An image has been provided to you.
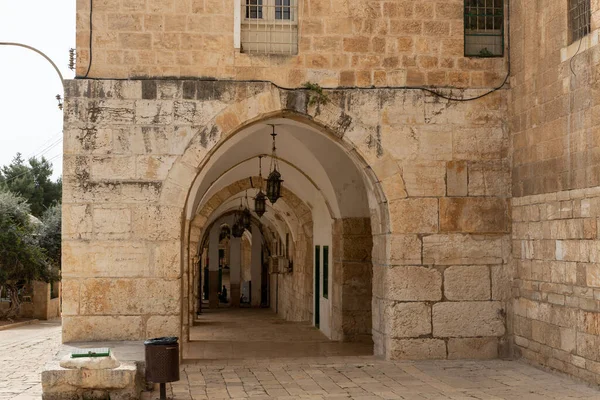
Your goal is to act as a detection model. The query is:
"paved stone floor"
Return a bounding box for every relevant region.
[5,318,600,399]
[185,309,372,360]
[0,319,61,400]
[146,357,600,400]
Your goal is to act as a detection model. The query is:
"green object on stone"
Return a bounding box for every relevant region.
[70,348,111,358]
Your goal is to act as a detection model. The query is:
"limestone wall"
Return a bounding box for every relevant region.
[509,0,600,384]
[75,0,505,87]
[62,79,509,359]
[513,188,600,383]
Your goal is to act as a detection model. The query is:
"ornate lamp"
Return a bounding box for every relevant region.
[254,156,267,218]
[266,125,283,204]
[232,198,246,238]
[231,220,245,238]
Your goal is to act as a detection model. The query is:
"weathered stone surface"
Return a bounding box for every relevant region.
[448,338,498,359]
[389,234,421,264]
[440,198,509,233]
[383,302,431,337]
[146,315,180,337]
[433,302,505,337]
[389,339,446,360]
[384,266,442,301]
[423,234,505,265]
[79,278,180,315]
[444,265,490,301]
[446,161,467,196]
[92,206,131,240]
[389,198,438,233]
[402,162,446,197]
[59,353,120,370]
[62,316,143,342]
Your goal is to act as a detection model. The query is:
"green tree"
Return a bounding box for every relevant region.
[0,192,57,319]
[0,153,62,217]
[38,204,61,268]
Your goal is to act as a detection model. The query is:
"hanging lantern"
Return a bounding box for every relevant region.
[231,220,245,238]
[267,125,284,204]
[254,156,267,217]
[266,169,283,204]
[241,208,252,230]
[219,225,231,241]
[254,190,266,217]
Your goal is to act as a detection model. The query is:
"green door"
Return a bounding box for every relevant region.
[315,245,320,328]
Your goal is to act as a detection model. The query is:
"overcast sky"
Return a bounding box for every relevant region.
[0,1,75,180]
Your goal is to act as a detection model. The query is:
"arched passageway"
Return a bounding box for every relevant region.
[182,116,388,358]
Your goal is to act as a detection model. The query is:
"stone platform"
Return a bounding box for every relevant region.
[42,342,145,400]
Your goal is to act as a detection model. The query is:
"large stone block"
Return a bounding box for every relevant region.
[62,316,143,342]
[79,278,180,315]
[389,198,438,233]
[389,234,421,264]
[384,266,442,301]
[423,234,505,265]
[433,301,505,337]
[384,302,432,337]
[146,315,180,337]
[444,265,490,300]
[93,206,131,240]
[447,337,498,359]
[402,162,446,197]
[389,339,447,360]
[62,240,151,278]
[440,198,509,233]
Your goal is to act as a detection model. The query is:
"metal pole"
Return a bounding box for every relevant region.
[159,383,166,400]
[0,42,64,85]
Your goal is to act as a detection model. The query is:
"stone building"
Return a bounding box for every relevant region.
[62,0,600,385]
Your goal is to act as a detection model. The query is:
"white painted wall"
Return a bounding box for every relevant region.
[312,196,333,338]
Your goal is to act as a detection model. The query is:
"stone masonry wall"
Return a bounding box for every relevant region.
[509,0,600,384]
[512,188,600,384]
[75,0,505,88]
[62,78,509,361]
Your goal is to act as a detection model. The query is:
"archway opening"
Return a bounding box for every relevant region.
[183,116,387,359]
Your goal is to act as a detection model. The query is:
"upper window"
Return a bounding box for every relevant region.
[241,0,298,55]
[464,0,504,57]
[568,0,591,44]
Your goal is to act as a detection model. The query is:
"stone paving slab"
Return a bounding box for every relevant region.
[0,320,61,400]
[141,357,600,400]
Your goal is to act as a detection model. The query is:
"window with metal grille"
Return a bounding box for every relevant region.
[241,0,298,55]
[569,0,591,44]
[464,0,504,57]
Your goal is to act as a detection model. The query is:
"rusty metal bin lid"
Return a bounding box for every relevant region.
[144,337,178,346]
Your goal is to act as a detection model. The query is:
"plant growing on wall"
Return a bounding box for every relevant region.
[0,191,58,320]
[303,82,330,114]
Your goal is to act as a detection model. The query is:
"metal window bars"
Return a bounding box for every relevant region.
[241,0,298,55]
[569,0,591,44]
[464,0,504,57]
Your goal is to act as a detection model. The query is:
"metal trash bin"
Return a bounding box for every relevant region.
[144,337,179,400]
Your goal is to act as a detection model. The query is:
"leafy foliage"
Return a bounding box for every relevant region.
[303,82,330,110]
[0,192,58,319]
[38,204,62,268]
[0,153,62,217]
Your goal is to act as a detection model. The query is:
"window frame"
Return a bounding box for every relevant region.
[238,0,299,55]
[568,0,591,45]
[464,0,505,58]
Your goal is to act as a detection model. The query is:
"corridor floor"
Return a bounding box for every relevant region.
[148,357,600,400]
[185,308,372,360]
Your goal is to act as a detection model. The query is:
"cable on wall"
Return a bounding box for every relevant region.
[77,0,511,103]
[81,0,93,78]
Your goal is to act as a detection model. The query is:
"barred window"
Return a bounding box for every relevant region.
[241,0,298,54]
[464,0,504,57]
[569,0,591,44]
